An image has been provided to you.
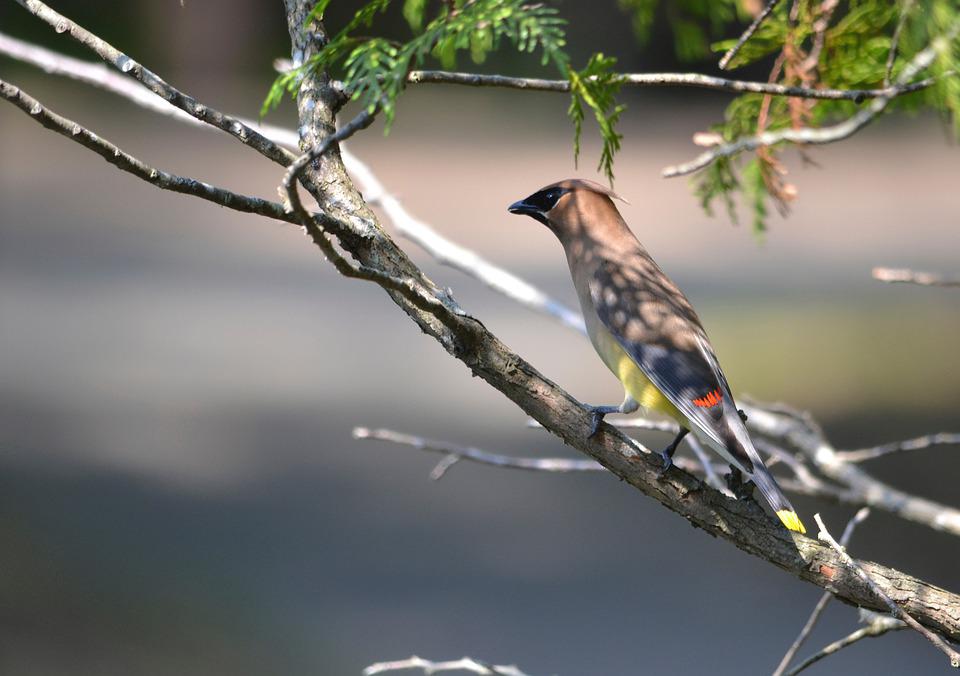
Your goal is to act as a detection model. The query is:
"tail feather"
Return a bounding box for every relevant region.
[750,465,806,534]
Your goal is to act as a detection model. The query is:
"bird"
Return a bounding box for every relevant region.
[508,178,806,534]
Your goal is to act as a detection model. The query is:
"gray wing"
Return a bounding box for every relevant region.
[589,258,753,471]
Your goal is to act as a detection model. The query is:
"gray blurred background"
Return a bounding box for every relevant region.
[1,1,959,674]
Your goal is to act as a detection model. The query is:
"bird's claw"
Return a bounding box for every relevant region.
[725,466,756,501]
[588,408,606,437]
[656,450,673,478]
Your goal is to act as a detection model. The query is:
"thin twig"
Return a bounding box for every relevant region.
[886,0,916,87]
[663,20,960,177]
[773,507,871,676]
[528,417,679,433]
[11,0,295,167]
[837,433,960,463]
[719,0,784,70]
[872,267,960,288]
[353,426,722,479]
[686,434,729,493]
[814,513,960,667]
[785,611,906,676]
[407,69,934,101]
[0,78,295,225]
[353,427,607,474]
[363,655,533,676]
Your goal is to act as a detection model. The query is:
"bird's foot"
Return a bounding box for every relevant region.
[738,409,749,423]
[655,428,689,479]
[585,404,620,438]
[656,449,674,479]
[725,466,756,501]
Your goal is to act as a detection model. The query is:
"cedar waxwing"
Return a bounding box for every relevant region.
[508,178,806,534]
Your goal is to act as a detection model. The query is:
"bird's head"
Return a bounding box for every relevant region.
[508,178,627,239]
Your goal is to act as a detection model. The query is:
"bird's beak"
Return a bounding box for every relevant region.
[508,198,540,217]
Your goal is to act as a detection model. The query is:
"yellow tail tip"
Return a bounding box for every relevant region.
[777,510,807,534]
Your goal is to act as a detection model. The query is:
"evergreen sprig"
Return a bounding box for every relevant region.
[264,1,959,234]
[568,54,625,184]
[263,0,630,183]
[690,0,959,235]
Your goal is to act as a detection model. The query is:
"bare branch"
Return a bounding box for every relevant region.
[407,69,934,102]
[11,0,295,167]
[743,403,960,537]
[837,433,960,463]
[686,434,730,493]
[886,0,916,87]
[0,79,294,224]
[785,611,906,676]
[353,427,608,474]
[363,655,533,676]
[718,0,784,70]
[814,513,960,667]
[528,417,679,433]
[662,20,960,178]
[872,267,960,288]
[0,31,302,150]
[773,507,871,676]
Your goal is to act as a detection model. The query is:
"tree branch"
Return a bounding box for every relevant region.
[885,0,916,87]
[9,23,959,538]
[0,78,295,224]
[662,20,960,178]
[9,0,960,643]
[718,0,783,70]
[773,507,871,676]
[352,426,719,480]
[11,0,295,167]
[813,513,960,667]
[742,403,960,537]
[872,267,960,288]
[837,433,960,463]
[785,611,906,676]
[363,656,533,676]
[407,69,934,102]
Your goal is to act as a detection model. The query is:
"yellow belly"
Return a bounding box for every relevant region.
[590,323,683,422]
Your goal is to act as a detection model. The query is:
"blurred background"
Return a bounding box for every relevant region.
[1,1,959,674]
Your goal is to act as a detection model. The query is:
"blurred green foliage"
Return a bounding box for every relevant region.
[264,0,959,233]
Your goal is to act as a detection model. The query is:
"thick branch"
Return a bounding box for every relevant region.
[8,1,960,642]
[282,8,960,638]
[407,70,933,101]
